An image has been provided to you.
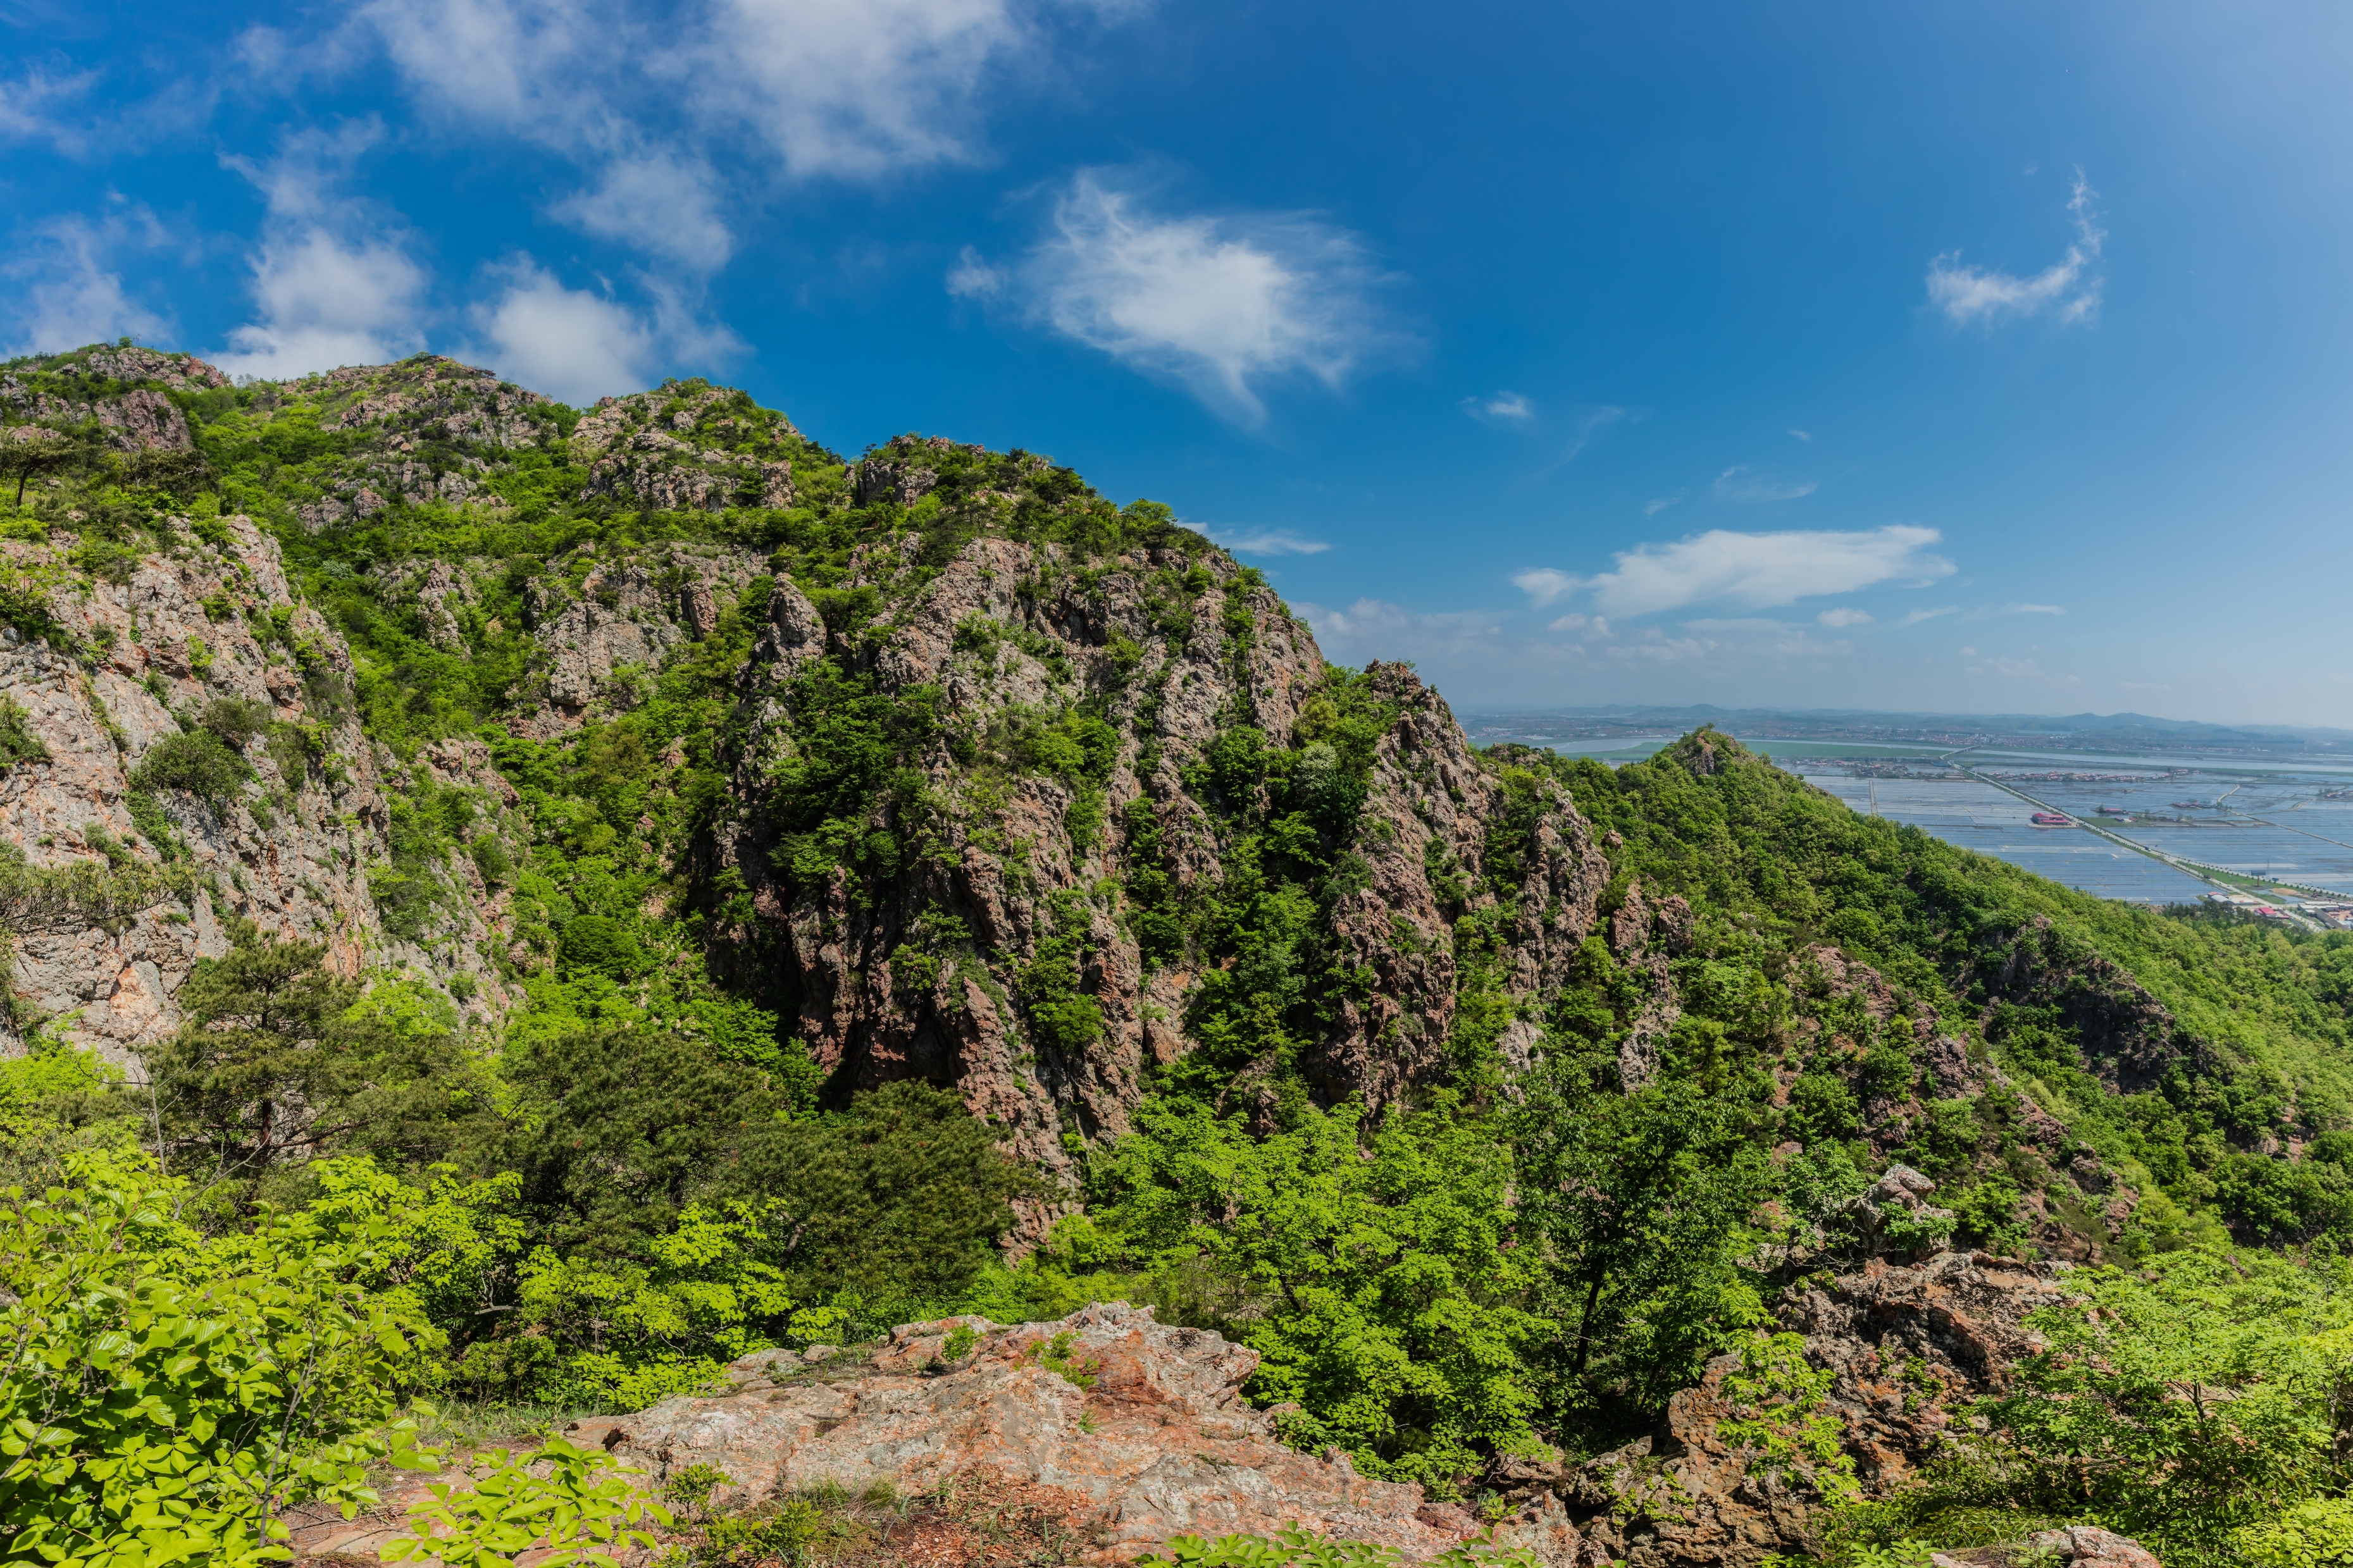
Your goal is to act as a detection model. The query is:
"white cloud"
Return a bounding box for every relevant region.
[1512,567,1580,607]
[1525,524,1954,619]
[211,125,429,379]
[996,170,1401,425]
[0,69,99,153]
[1548,612,1611,639]
[1210,527,1329,557]
[2006,602,2066,615]
[706,0,1060,180]
[1817,607,1874,628]
[1296,598,1503,665]
[468,261,655,403]
[549,151,733,270]
[1,206,170,355]
[1896,605,1958,627]
[1712,465,1818,504]
[1927,170,2104,326]
[946,245,1003,298]
[1463,390,1532,424]
[1788,428,1812,442]
[1644,493,1684,517]
[352,0,1124,271]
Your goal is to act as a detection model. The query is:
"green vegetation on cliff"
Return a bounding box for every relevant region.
[11,348,2353,1565]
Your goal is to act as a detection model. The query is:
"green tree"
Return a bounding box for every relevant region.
[1513,1052,1771,1418]
[1060,1094,1542,1490]
[0,429,74,507]
[719,1080,1033,1323]
[140,923,481,1204]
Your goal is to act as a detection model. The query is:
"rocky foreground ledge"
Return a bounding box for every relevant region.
[289,1256,2164,1568]
[577,1302,1476,1562]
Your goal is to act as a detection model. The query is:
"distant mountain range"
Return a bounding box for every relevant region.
[1461,704,2353,754]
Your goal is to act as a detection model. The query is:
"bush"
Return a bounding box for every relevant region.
[0,1154,441,1568]
[0,694,48,768]
[562,913,645,975]
[131,728,251,804]
[197,696,271,746]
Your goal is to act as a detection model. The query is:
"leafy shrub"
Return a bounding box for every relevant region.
[131,728,251,804]
[562,913,646,975]
[0,1154,442,1568]
[70,536,139,586]
[2237,1498,2353,1567]
[0,694,49,768]
[383,1438,671,1568]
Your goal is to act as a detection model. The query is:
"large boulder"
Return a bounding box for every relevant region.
[575,1302,1475,1562]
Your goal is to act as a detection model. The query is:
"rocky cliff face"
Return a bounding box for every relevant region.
[709,534,1610,1175]
[0,505,521,1063]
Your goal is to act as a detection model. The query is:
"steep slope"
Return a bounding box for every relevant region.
[6,342,2353,1259]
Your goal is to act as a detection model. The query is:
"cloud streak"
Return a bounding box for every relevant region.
[1927,170,2104,326]
[971,169,1403,425]
[1518,525,1955,618]
[1462,390,1532,424]
[1209,527,1331,557]
[1711,465,1818,504]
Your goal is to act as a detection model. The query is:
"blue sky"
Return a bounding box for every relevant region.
[8,1,2352,724]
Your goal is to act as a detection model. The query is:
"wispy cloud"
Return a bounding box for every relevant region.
[318,0,1131,278]
[211,123,429,379]
[1788,428,1812,442]
[1712,465,1818,504]
[0,69,100,153]
[971,168,1405,425]
[1,202,171,355]
[1518,524,1954,618]
[1644,493,1684,518]
[1462,390,1532,424]
[1927,170,2104,326]
[2006,602,2066,615]
[1210,526,1330,557]
[1896,605,1958,627]
[1816,607,1873,628]
[547,149,734,270]
[1296,598,1503,665]
[1512,567,1581,607]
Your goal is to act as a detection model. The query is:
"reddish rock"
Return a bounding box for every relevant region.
[589,1302,1474,1564]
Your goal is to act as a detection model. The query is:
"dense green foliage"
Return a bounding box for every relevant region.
[20,349,2353,1561]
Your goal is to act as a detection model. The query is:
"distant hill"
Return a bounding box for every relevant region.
[1465,702,2353,753]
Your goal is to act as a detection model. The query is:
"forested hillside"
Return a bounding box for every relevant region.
[8,343,2353,1568]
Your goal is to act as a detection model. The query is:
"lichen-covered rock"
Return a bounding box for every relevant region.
[581,1302,1474,1563]
[711,536,1610,1180]
[0,513,515,1064]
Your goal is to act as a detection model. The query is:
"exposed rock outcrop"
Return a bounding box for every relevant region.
[586,1302,1475,1564]
[714,535,1611,1175]
[0,514,516,1064]
[1489,1252,2075,1568]
[1978,914,2204,1094]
